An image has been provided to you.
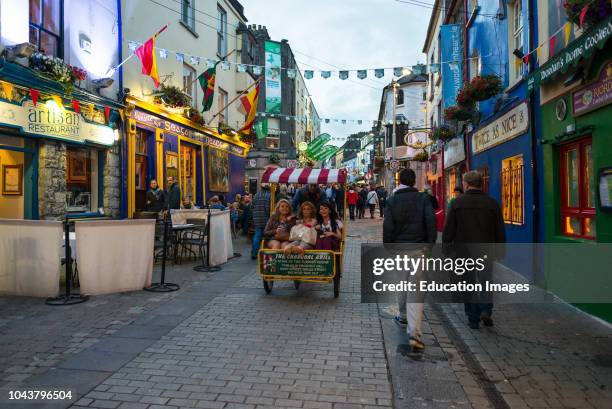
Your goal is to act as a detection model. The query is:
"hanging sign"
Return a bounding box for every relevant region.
[440,24,463,109]
[264,41,282,113]
[0,99,114,145]
[472,102,529,155]
[444,136,465,169]
[573,60,612,116]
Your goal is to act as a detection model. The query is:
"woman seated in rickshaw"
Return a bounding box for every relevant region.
[315,201,343,251]
[283,201,318,256]
[263,199,296,250]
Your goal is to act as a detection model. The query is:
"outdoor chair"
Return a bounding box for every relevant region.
[181,218,208,264]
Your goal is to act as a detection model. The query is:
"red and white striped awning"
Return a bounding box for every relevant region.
[261,168,347,184]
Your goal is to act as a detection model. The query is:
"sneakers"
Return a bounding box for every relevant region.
[481,315,494,327]
[409,336,425,352]
[393,316,408,328]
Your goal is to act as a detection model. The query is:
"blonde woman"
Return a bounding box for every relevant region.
[284,201,318,256]
[264,199,296,250]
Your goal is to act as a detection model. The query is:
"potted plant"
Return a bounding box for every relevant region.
[564,0,611,28]
[470,75,502,101]
[444,105,474,122]
[413,150,429,162]
[432,125,456,142]
[29,52,86,94]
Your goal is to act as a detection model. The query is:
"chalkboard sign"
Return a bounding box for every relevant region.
[259,251,335,278]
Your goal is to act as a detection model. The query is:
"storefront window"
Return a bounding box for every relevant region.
[66,147,98,213]
[560,138,595,239]
[501,154,524,225]
[180,144,196,204]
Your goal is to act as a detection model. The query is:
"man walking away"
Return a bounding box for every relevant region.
[442,171,505,329]
[166,177,181,210]
[383,169,436,351]
[346,185,358,221]
[357,186,367,219]
[366,187,379,219]
[376,186,387,218]
[335,184,345,218]
[251,184,272,260]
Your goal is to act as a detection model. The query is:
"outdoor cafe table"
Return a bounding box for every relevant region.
[170,209,233,266]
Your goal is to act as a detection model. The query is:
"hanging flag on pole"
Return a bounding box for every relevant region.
[238,81,260,134]
[135,25,167,88]
[198,62,219,112]
[255,118,268,140]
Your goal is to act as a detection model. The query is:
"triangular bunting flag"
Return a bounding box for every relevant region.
[523,54,530,66]
[339,71,349,80]
[535,47,541,62]
[357,70,367,79]
[549,36,556,58]
[104,106,111,123]
[304,70,314,79]
[88,103,95,118]
[374,69,385,78]
[579,5,589,27]
[51,95,64,110]
[321,71,331,79]
[30,89,40,107]
[564,23,571,46]
[72,100,80,113]
[1,82,13,101]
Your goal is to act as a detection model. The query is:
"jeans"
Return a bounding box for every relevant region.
[252,227,264,257]
[464,303,493,324]
[348,205,356,220]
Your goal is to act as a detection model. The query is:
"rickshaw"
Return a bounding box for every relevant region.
[257,167,348,298]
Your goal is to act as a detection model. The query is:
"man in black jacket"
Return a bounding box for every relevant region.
[443,170,505,329]
[166,177,181,210]
[383,168,436,351]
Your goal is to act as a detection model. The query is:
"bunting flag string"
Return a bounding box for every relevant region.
[256,111,416,126]
[125,38,491,80]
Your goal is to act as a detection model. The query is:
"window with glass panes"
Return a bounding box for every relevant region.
[217,88,228,125]
[29,0,62,57]
[509,0,523,83]
[181,0,195,32]
[182,63,197,105]
[559,138,595,239]
[217,5,227,57]
[501,154,524,224]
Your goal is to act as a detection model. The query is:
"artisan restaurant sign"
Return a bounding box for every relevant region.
[132,109,246,156]
[0,99,115,145]
[472,102,529,155]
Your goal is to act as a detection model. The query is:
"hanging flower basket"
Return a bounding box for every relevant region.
[29,52,86,94]
[470,75,502,101]
[456,83,477,108]
[432,125,456,142]
[564,0,611,28]
[155,84,192,109]
[412,151,429,162]
[187,108,205,126]
[240,132,257,145]
[444,106,474,122]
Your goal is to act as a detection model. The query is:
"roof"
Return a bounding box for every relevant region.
[262,168,347,184]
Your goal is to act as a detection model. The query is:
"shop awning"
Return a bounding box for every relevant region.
[528,15,612,91]
[262,168,347,184]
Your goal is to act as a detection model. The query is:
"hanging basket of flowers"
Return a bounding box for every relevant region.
[29,52,86,94]
[444,105,474,122]
[187,108,205,126]
[412,150,429,162]
[240,132,257,145]
[470,75,502,101]
[564,0,611,29]
[456,83,477,108]
[432,125,456,142]
[155,84,192,111]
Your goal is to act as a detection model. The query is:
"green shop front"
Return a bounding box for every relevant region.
[0,62,122,220]
[531,16,612,321]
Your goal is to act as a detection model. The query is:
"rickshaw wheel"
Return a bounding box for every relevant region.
[294,280,301,290]
[333,274,340,298]
[263,280,273,294]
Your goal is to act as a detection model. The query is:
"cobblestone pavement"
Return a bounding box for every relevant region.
[1,216,611,409]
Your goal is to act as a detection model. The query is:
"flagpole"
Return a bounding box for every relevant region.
[105,24,169,77]
[207,76,263,125]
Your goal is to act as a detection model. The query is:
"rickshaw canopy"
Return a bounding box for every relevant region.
[262,168,347,185]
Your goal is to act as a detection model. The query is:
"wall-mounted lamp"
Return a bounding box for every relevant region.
[92,77,114,89]
[3,42,37,61]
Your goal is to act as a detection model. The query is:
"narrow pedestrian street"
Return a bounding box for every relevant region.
[1,216,610,409]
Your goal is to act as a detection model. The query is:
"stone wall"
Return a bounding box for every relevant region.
[38,140,67,220]
[103,144,121,218]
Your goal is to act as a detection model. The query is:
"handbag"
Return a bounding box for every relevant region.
[289,224,317,246]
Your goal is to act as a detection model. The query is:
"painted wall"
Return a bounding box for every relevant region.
[0,148,24,219]
[121,0,254,129]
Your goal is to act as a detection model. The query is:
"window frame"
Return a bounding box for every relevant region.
[217,4,228,58]
[217,87,228,125]
[395,89,404,106]
[181,0,196,33]
[559,137,595,240]
[29,0,63,58]
[508,0,524,86]
[182,63,197,107]
[501,154,524,225]
[65,147,100,213]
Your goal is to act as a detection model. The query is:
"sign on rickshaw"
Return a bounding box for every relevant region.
[257,167,348,297]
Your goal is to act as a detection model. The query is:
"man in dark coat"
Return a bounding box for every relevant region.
[383,168,436,351]
[166,176,181,210]
[291,184,327,212]
[443,170,505,329]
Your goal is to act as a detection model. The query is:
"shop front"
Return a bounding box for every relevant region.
[124,98,249,217]
[0,76,121,220]
[443,135,467,209]
[531,18,612,321]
